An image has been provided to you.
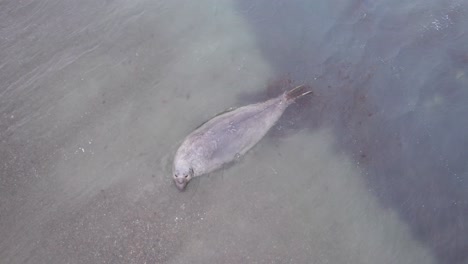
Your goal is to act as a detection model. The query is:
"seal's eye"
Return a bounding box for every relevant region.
[184,175,188,178]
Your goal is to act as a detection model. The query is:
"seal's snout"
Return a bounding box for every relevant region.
[174,178,187,191]
[173,166,193,191]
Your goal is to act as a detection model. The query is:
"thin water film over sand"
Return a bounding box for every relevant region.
[0,0,466,263]
[237,1,468,263]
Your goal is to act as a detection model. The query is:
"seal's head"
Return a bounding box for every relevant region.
[173,164,194,191]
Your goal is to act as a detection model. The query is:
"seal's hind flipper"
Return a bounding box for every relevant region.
[285,85,313,101]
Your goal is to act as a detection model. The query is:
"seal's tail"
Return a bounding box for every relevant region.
[285,84,313,101]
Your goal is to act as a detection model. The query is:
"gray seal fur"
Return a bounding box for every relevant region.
[172,85,311,190]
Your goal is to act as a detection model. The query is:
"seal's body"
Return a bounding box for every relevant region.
[173,85,311,190]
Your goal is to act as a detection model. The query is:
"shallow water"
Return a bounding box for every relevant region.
[0,0,466,263]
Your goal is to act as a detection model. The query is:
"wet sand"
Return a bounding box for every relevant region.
[1,0,466,263]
